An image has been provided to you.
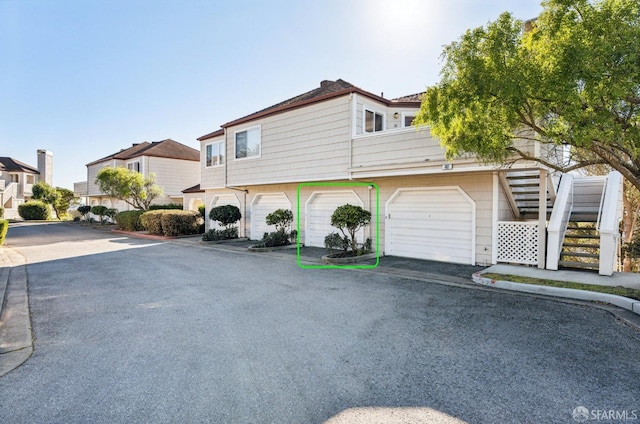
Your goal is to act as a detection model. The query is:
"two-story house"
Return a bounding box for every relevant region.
[83,139,200,211]
[197,79,623,275]
[1,150,53,220]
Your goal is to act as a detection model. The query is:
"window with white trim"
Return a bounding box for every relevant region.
[235,126,261,159]
[127,161,141,173]
[364,108,384,133]
[403,113,416,127]
[206,141,225,167]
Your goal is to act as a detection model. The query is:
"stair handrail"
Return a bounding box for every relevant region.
[596,175,608,231]
[598,171,623,276]
[546,173,574,270]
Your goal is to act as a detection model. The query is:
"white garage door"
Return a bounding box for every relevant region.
[210,194,241,230]
[385,187,475,264]
[305,191,365,248]
[250,193,292,240]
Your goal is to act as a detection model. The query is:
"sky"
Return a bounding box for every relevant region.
[0,0,543,190]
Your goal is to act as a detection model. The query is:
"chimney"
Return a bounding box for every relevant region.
[37,149,53,186]
[320,80,333,88]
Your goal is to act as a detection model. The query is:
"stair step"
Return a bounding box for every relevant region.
[560,251,599,259]
[510,183,540,188]
[558,260,600,270]
[507,174,540,180]
[562,242,599,248]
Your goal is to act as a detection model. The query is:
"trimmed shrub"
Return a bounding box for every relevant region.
[91,205,108,223]
[209,205,241,229]
[115,210,145,231]
[257,228,290,248]
[324,232,349,254]
[141,210,202,236]
[18,200,51,220]
[330,204,371,253]
[160,210,201,237]
[140,210,165,235]
[78,205,91,220]
[202,227,238,241]
[0,219,8,245]
[265,209,293,232]
[148,203,183,211]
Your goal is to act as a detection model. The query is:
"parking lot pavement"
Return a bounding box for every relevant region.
[1,222,639,423]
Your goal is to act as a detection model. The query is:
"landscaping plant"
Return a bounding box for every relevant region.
[329,204,371,255]
[203,205,241,241]
[18,200,51,221]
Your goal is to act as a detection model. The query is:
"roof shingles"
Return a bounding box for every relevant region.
[87,139,199,166]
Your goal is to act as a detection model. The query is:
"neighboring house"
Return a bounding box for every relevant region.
[82,139,200,211]
[0,150,53,220]
[198,79,623,275]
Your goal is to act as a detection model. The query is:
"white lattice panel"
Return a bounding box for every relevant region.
[497,221,539,265]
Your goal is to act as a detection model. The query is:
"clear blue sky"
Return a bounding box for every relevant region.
[1,0,542,190]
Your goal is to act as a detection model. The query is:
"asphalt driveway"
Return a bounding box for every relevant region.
[1,222,639,423]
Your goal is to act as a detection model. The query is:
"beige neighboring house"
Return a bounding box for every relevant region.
[1,150,53,220]
[80,139,200,211]
[197,79,624,275]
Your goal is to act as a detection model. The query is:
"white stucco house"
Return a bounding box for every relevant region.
[196,79,623,275]
[1,149,53,220]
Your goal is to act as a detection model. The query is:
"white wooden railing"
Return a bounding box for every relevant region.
[546,174,574,270]
[598,171,623,276]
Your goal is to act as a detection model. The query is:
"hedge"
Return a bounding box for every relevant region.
[0,219,8,245]
[160,210,201,236]
[18,200,51,220]
[114,210,145,231]
[148,203,183,211]
[141,210,202,236]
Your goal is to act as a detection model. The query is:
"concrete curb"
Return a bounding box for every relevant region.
[0,247,33,377]
[472,272,640,316]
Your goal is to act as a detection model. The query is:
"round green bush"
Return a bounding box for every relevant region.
[18,200,51,220]
[209,205,241,228]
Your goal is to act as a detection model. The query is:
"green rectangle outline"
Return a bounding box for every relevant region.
[296,181,380,269]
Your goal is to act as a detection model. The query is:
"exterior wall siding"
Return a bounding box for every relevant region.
[225,96,352,186]
[205,171,498,265]
[147,156,200,201]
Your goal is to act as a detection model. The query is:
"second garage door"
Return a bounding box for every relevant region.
[250,193,292,240]
[305,191,365,248]
[385,187,475,264]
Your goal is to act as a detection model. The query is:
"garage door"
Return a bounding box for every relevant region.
[250,193,292,240]
[385,187,475,264]
[305,191,365,248]
[210,194,241,230]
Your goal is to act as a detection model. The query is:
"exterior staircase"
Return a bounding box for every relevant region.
[558,221,600,271]
[546,171,624,276]
[501,170,556,219]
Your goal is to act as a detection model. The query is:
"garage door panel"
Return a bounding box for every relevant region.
[250,193,291,240]
[386,187,475,265]
[306,192,364,248]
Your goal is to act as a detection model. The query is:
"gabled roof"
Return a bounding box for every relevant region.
[182,183,203,193]
[198,79,424,139]
[197,129,224,142]
[86,139,199,166]
[0,157,39,174]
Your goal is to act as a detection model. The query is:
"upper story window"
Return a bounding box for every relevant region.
[206,141,225,167]
[403,113,416,127]
[127,161,141,173]
[235,126,261,159]
[26,175,35,184]
[10,174,18,183]
[364,108,385,133]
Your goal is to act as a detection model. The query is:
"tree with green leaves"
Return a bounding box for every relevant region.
[95,167,162,210]
[415,0,640,192]
[330,204,371,254]
[31,182,77,219]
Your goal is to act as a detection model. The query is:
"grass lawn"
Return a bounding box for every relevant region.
[481,273,640,301]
